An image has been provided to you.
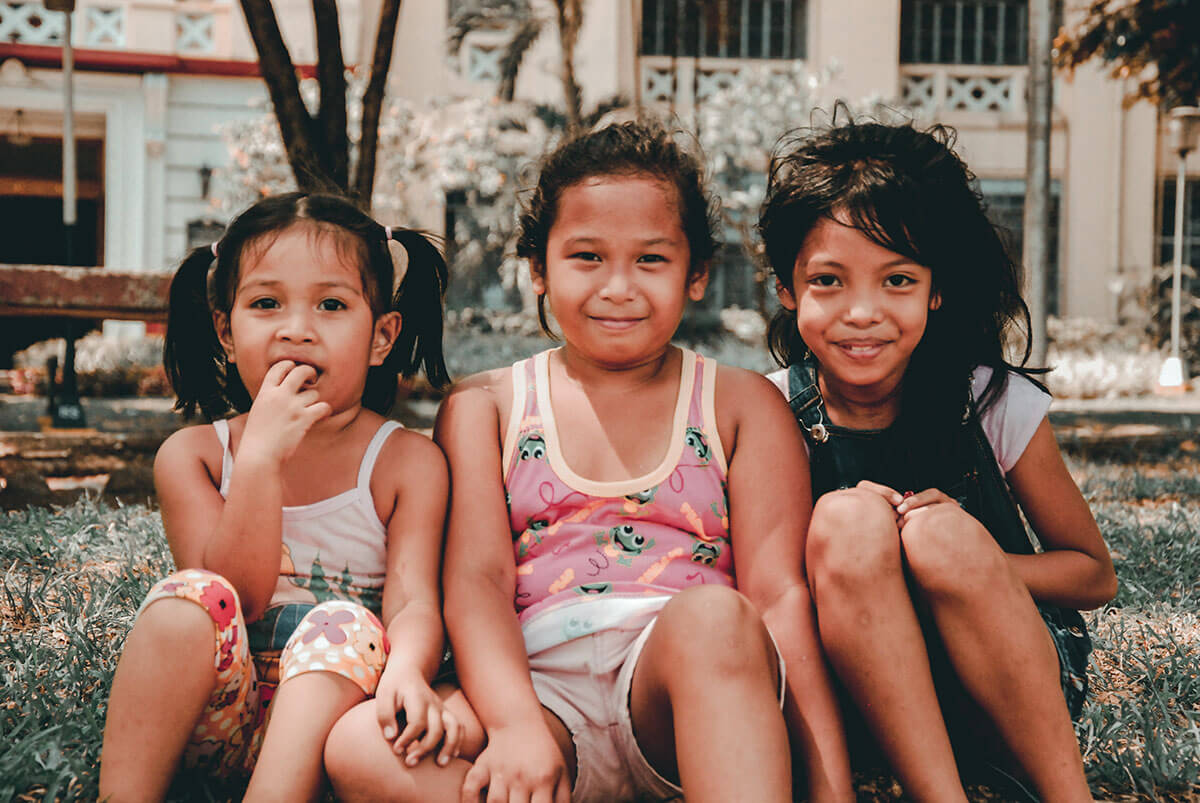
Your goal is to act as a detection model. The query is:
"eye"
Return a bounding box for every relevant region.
[637,253,667,264]
[885,274,917,288]
[808,274,840,288]
[249,297,279,310]
[318,298,348,311]
[569,251,601,262]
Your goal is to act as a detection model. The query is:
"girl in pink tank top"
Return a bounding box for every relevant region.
[326,122,854,803]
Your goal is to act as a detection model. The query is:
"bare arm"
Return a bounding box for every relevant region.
[437,373,570,800]
[1005,417,1118,609]
[155,360,330,621]
[719,367,853,803]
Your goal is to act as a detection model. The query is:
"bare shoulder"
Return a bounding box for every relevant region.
[377,425,448,483]
[153,422,222,490]
[434,366,512,443]
[713,363,801,461]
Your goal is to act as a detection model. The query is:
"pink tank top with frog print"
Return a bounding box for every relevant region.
[502,349,733,623]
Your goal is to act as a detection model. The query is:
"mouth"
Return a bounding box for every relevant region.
[590,316,645,331]
[832,340,889,360]
[277,358,323,385]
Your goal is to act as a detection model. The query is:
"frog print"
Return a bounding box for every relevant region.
[691,541,721,566]
[594,525,656,567]
[516,518,550,557]
[623,485,658,514]
[518,432,547,461]
[573,582,613,596]
[684,427,711,463]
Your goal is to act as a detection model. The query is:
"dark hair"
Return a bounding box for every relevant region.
[516,119,719,336]
[165,192,449,421]
[759,117,1046,426]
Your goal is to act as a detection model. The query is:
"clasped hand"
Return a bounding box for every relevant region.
[374,667,462,768]
[461,721,571,803]
[856,480,959,529]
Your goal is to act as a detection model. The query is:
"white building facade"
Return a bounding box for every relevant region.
[0,0,1194,330]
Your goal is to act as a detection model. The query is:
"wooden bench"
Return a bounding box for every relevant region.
[1,263,172,507]
[0,263,171,321]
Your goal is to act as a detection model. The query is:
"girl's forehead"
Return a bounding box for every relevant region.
[239,224,365,283]
[555,174,683,233]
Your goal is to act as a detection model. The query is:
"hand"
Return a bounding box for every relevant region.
[241,361,331,464]
[855,480,903,508]
[895,487,959,528]
[461,721,570,803]
[375,670,462,768]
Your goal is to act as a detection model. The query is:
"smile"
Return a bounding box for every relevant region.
[590,317,644,330]
[833,341,888,360]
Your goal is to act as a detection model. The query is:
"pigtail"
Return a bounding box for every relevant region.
[163,245,231,421]
[387,228,450,390]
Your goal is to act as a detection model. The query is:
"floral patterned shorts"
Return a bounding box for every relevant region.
[138,569,389,776]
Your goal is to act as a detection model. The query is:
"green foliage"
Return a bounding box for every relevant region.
[1055,0,1200,108]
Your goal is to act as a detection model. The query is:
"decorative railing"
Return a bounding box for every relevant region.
[1,0,224,55]
[900,64,1025,115]
[640,55,793,110]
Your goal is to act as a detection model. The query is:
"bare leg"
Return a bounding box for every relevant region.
[99,599,217,803]
[630,585,790,803]
[325,686,574,803]
[806,489,967,803]
[243,672,366,803]
[901,506,1092,802]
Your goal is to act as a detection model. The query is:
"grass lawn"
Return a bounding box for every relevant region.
[2,447,1198,801]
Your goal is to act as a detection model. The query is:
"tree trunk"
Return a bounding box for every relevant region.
[499,16,541,102]
[355,0,404,206]
[312,0,349,191]
[1023,0,1053,366]
[239,0,329,193]
[554,0,583,135]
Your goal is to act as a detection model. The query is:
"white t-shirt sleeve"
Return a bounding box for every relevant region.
[971,365,1052,474]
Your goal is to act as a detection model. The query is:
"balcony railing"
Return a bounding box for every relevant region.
[1,0,231,56]
[640,55,794,111]
[900,63,1025,115]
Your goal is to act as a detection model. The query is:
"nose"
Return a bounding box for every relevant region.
[844,288,884,327]
[598,265,635,302]
[277,308,316,342]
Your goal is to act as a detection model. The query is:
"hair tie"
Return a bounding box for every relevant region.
[211,241,219,258]
[384,226,393,241]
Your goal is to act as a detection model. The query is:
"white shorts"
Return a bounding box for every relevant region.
[526,607,786,803]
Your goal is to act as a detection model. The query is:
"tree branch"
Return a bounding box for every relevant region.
[354,0,403,206]
[238,0,327,191]
[312,0,349,191]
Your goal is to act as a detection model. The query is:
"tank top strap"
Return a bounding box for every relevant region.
[212,418,234,497]
[687,351,729,476]
[356,420,405,494]
[501,355,538,474]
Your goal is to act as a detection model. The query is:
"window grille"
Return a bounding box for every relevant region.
[900,0,1059,65]
[641,0,807,61]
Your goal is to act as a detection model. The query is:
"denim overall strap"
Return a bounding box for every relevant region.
[786,359,829,443]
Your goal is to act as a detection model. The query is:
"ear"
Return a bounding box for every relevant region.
[929,289,942,311]
[529,258,546,296]
[686,264,709,302]
[214,311,235,363]
[775,279,797,311]
[370,312,402,367]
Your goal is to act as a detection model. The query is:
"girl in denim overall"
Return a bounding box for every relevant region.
[759,119,1116,802]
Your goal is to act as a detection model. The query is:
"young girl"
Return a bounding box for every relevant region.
[324,122,854,802]
[759,119,1118,801]
[99,192,459,801]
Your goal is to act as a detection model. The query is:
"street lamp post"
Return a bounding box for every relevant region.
[44,0,85,427]
[1159,106,1200,391]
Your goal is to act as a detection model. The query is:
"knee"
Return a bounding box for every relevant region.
[900,505,1007,597]
[324,704,380,791]
[807,489,902,592]
[654,586,776,681]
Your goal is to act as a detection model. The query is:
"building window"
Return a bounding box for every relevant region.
[641,0,807,61]
[900,0,1060,65]
[1159,179,1200,268]
[980,178,1061,316]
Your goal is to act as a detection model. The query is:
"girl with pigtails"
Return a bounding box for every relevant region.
[100,192,460,801]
